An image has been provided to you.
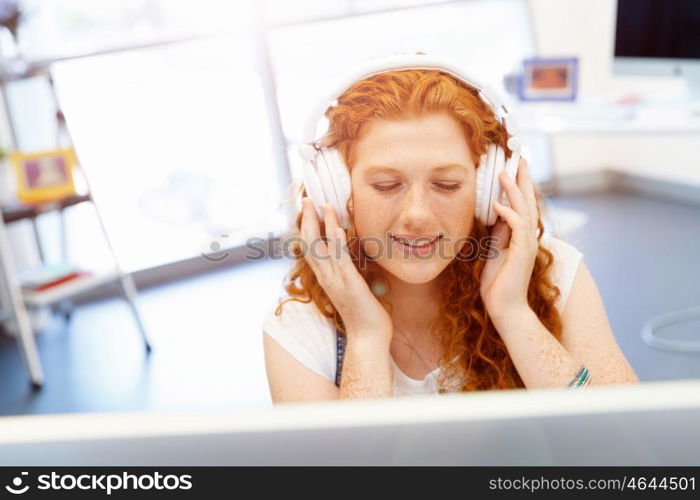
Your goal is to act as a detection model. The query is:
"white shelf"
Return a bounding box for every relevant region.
[22,269,122,308]
[513,101,700,134]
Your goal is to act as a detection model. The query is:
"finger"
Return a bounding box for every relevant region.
[301,198,329,272]
[322,203,364,292]
[515,159,538,226]
[499,170,529,220]
[332,222,356,271]
[493,201,528,244]
[323,203,342,261]
[489,218,512,252]
[324,203,357,269]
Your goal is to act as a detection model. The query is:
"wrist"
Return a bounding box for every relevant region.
[346,327,393,350]
[489,305,537,333]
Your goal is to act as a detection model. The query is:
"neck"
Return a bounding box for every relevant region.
[382,271,445,332]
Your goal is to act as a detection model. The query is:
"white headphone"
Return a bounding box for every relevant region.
[298,53,522,230]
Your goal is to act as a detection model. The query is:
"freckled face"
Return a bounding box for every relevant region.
[349,112,476,284]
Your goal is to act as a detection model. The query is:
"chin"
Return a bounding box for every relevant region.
[378,259,449,285]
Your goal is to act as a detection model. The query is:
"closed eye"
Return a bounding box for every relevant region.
[371,183,462,192]
[372,183,400,192]
[435,183,461,191]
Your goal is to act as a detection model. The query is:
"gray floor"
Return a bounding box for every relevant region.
[548,192,700,383]
[1,191,699,416]
[0,258,289,416]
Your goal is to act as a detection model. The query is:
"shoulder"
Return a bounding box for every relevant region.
[261,297,338,382]
[539,235,584,314]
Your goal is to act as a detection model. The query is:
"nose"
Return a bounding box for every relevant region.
[398,183,433,229]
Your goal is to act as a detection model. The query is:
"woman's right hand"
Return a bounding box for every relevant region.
[300,197,393,344]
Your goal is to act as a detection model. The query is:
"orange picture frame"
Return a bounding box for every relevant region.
[10,148,77,204]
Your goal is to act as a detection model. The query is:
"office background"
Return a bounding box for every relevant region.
[0,0,699,416]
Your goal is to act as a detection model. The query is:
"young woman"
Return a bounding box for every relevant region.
[262,58,638,402]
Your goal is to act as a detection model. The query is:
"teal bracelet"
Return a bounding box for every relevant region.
[567,366,585,387]
[567,365,591,388]
[576,368,591,387]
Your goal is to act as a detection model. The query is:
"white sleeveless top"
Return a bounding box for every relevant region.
[262,235,583,397]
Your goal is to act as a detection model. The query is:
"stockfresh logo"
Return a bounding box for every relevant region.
[5,472,29,495]
[3,471,193,496]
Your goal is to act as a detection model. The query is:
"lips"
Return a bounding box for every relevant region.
[391,234,442,247]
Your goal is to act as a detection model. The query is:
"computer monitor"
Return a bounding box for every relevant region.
[0,379,699,465]
[613,0,700,98]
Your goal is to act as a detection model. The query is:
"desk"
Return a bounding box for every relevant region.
[514,101,700,135]
[511,100,700,200]
[0,379,698,465]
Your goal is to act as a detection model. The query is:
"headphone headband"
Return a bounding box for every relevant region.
[300,53,519,155]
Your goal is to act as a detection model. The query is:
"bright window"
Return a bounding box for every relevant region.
[267,0,535,184]
[50,34,286,272]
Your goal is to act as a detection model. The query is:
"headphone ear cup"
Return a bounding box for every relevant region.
[320,148,352,230]
[475,144,498,226]
[316,148,349,230]
[502,147,521,199]
[486,145,506,226]
[315,148,339,215]
[474,152,488,226]
[302,152,327,220]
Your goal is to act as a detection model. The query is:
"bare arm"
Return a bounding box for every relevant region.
[556,259,638,385]
[338,335,393,399]
[263,331,393,404]
[492,259,639,389]
[263,332,339,403]
[264,198,394,403]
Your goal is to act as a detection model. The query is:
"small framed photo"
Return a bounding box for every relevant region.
[10,148,77,204]
[518,57,578,102]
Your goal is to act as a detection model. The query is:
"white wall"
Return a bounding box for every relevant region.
[529,0,700,186]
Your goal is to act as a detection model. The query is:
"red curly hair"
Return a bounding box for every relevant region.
[276,68,562,392]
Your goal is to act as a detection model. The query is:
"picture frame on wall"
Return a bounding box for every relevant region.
[10,148,77,204]
[518,57,578,102]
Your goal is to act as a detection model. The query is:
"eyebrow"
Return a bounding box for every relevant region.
[363,164,468,176]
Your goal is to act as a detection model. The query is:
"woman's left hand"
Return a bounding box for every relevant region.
[479,158,539,326]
